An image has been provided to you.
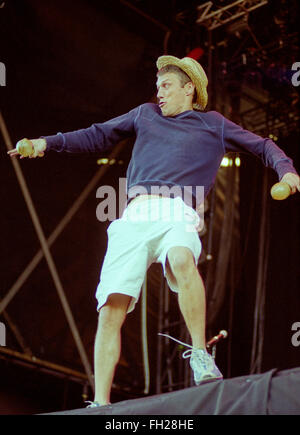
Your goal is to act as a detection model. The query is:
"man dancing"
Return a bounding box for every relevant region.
[8,55,300,407]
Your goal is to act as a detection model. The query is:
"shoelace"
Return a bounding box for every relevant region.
[158,333,201,359]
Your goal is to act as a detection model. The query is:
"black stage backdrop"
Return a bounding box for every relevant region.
[0,0,299,414]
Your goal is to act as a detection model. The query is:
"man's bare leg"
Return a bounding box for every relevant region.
[167,247,206,349]
[93,293,131,404]
[167,246,223,384]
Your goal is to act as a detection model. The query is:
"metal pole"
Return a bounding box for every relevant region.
[0,111,94,390]
[0,139,125,315]
[250,169,269,373]
[1,309,32,356]
[141,276,150,394]
[207,29,213,110]
[0,346,88,382]
[156,270,165,394]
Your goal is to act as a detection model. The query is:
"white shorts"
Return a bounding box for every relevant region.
[95,196,202,313]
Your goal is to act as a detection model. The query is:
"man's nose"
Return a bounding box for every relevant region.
[157,88,164,99]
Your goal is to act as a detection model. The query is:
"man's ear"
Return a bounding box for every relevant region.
[185,81,195,97]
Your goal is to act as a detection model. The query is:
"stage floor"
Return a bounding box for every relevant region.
[43,367,300,415]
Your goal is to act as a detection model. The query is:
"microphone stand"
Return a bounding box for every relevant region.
[206,330,228,360]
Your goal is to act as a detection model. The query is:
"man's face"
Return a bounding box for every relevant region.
[156,72,192,117]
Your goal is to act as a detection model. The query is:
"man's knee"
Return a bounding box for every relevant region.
[167,247,196,278]
[98,293,131,329]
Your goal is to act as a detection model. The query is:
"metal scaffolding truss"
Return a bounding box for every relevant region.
[215,29,300,138]
[196,0,268,30]
[0,112,126,395]
[240,96,300,138]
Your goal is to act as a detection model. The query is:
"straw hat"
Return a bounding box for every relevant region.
[156,55,208,110]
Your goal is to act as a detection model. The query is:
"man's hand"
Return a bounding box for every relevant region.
[7,138,47,159]
[280,172,300,195]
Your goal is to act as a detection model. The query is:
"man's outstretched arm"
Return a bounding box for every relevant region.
[222,116,300,195]
[7,105,141,159]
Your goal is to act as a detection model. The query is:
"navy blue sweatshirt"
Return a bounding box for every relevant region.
[45,103,297,208]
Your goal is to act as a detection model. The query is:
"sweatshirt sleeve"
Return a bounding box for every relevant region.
[222,116,298,180]
[43,106,140,153]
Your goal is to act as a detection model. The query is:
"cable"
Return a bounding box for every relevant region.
[141,277,150,394]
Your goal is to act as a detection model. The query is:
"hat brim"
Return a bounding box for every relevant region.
[157,55,208,110]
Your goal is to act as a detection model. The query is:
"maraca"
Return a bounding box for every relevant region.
[270,182,291,200]
[16,138,34,157]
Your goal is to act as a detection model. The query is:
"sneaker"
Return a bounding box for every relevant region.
[85,401,109,408]
[158,333,223,385]
[183,348,223,385]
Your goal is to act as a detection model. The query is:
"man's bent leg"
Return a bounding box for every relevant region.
[167,247,223,384]
[167,247,206,349]
[93,293,131,404]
